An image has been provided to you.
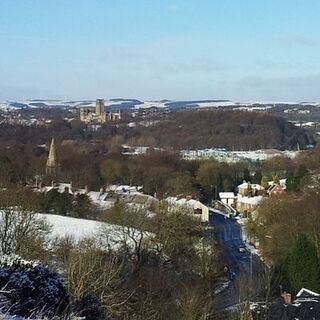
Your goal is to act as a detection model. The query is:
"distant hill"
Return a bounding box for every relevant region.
[1,99,319,111]
[132,110,314,150]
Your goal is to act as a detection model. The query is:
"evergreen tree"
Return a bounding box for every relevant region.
[74,193,95,218]
[286,234,320,293]
[286,165,309,192]
[243,168,251,183]
[286,170,297,192]
[295,164,308,181]
[261,176,269,189]
[253,170,262,185]
[272,173,280,185]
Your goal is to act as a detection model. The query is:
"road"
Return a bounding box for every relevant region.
[210,212,265,311]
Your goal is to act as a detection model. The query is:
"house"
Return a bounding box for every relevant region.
[219,192,236,206]
[165,197,209,222]
[236,196,264,215]
[119,193,159,214]
[265,288,320,320]
[267,179,286,196]
[237,181,263,197]
[267,184,286,196]
[36,182,153,211]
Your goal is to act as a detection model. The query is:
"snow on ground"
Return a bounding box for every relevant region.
[41,214,150,250]
[213,280,230,295]
[192,101,234,108]
[0,102,19,110]
[0,314,82,320]
[181,148,300,162]
[42,214,103,240]
[237,216,264,259]
[293,121,317,127]
[133,101,168,109]
[1,99,320,111]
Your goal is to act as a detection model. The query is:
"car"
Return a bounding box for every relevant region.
[238,246,246,253]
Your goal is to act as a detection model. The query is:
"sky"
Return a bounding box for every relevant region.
[0,0,320,101]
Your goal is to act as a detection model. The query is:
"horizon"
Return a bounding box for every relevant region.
[2,97,320,105]
[1,0,320,101]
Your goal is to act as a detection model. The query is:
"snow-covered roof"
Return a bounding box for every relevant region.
[219,192,235,198]
[87,191,113,209]
[237,182,263,190]
[165,197,207,210]
[87,191,107,202]
[106,184,143,193]
[55,183,73,194]
[237,196,264,206]
[120,193,158,207]
[296,288,320,298]
[268,179,287,188]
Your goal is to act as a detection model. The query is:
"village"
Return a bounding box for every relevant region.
[31,138,288,253]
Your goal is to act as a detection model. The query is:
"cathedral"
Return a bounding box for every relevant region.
[80,99,121,124]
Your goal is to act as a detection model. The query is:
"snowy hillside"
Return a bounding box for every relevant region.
[42,214,149,250]
[0,98,319,111]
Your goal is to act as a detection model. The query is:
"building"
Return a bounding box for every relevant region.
[237,181,263,197]
[219,192,236,206]
[267,184,286,196]
[236,196,264,215]
[267,179,286,196]
[265,288,320,320]
[46,138,60,175]
[80,99,121,124]
[165,196,210,222]
[36,182,157,211]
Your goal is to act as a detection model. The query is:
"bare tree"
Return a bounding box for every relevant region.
[100,202,151,273]
[65,238,134,317]
[0,207,50,256]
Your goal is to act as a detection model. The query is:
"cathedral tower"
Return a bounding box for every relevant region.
[95,99,105,116]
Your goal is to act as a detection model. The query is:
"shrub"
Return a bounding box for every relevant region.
[0,255,69,318]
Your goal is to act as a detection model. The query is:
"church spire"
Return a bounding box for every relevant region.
[46,138,59,175]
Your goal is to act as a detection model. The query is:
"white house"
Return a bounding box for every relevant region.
[237,181,263,196]
[219,192,235,206]
[165,197,209,222]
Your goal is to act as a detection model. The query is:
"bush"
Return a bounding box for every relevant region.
[0,255,69,318]
[73,293,107,320]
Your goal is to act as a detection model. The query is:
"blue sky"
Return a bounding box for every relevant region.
[0,0,320,101]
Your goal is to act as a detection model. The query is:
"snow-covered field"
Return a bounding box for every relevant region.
[42,214,103,240]
[0,211,148,250]
[40,214,149,250]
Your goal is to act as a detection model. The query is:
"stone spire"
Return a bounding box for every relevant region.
[46,138,59,174]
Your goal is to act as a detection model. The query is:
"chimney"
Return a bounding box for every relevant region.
[281,292,292,305]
